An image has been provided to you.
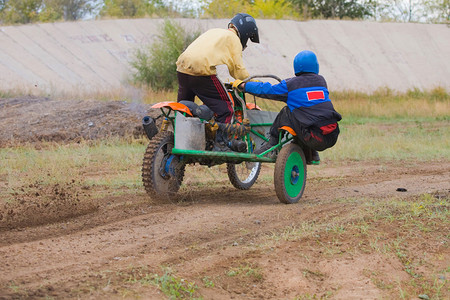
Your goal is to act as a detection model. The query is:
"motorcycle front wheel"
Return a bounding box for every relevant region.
[227,161,261,190]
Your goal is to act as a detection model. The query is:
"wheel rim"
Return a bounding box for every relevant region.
[153,141,176,193]
[284,152,305,198]
[227,161,261,190]
[239,162,260,183]
[233,162,259,183]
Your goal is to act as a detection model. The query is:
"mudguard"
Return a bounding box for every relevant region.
[279,126,297,136]
[151,101,193,116]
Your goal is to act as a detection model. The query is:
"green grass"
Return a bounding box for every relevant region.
[1,120,448,203]
[1,87,449,202]
[323,120,450,161]
[121,266,200,299]
[226,263,263,281]
[0,138,147,201]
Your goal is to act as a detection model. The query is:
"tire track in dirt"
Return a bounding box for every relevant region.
[1,161,449,299]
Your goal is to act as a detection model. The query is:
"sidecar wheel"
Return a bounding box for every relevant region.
[274,143,306,204]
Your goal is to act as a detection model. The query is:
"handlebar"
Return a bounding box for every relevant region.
[232,74,282,120]
[243,74,282,83]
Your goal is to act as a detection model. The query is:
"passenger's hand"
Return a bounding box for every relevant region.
[232,79,244,91]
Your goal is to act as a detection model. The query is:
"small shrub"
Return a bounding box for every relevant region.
[152,268,199,299]
[130,19,200,91]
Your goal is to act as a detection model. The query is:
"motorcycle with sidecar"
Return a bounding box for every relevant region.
[141,75,311,204]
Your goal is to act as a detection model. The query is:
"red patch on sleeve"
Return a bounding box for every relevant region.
[306,90,325,101]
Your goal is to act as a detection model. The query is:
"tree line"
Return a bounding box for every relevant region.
[0,0,448,25]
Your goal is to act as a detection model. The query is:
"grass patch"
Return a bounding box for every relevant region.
[226,263,263,282]
[148,268,199,299]
[120,266,200,299]
[323,120,450,161]
[93,266,200,299]
[332,87,449,122]
[1,120,448,205]
[1,87,448,201]
[0,138,147,202]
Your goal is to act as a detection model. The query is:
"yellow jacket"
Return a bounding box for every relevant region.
[176,28,250,80]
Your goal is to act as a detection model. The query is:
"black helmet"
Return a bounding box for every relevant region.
[229,13,259,50]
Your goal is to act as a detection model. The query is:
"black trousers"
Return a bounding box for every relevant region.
[177,72,233,123]
[269,106,339,152]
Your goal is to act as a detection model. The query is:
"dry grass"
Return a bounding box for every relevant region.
[2,85,448,122]
[1,85,448,200]
[323,121,450,161]
[0,138,146,201]
[0,84,176,103]
[332,87,449,121]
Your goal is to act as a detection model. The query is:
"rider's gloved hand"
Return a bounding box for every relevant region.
[232,79,244,91]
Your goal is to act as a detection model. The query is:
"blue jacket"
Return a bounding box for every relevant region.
[244,73,341,128]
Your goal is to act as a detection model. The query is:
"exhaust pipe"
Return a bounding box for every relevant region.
[142,116,158,140]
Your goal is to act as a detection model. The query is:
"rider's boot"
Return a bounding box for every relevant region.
[212,132,230,152]
[306,149,320,165]
[311,150,320,164]
[254,136,278,158]
[228,139,247,153]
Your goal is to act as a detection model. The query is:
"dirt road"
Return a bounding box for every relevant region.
[1,160,449,299]
[0,97,448,299]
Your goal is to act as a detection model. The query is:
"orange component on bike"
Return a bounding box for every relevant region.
[227,92,235,107]
[280,126,297,136]
[151,101,193,116]
[235,110,243,123]
[246,103,262,110]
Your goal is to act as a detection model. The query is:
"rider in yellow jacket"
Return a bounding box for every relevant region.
[176,28,250,81]
[176,13,259,125]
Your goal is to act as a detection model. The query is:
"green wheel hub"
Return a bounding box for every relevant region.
[284,152,305,198]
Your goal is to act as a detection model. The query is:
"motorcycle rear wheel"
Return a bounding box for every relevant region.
[142,131,185,200]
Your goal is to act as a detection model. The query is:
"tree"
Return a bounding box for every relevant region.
[100,0,148,17]
[288,0,372,19]
[247,0,300,19]
[1,0,43,24]
[59,0,95,20]
[39,0,63,21]
[201,0,247,18]
[365,0,429,22]
[423,0,449,23]
[40,0,97,22]
[130,20,200,91]
[100,0,173,18]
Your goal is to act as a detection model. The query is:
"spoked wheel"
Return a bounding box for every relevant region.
[274,143,307,204]
[227,161,261,190]
[142,131,185,200]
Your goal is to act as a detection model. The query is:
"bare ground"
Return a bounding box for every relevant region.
[0,97,449,299]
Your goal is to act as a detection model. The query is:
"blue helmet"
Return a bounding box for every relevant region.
[293,50,319,75]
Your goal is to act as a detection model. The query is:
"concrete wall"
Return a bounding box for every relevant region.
[0,18,449,94]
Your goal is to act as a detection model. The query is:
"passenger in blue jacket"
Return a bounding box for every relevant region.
[233,50,341,163]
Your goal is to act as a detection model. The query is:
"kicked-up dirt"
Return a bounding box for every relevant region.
[0,97,449,299]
